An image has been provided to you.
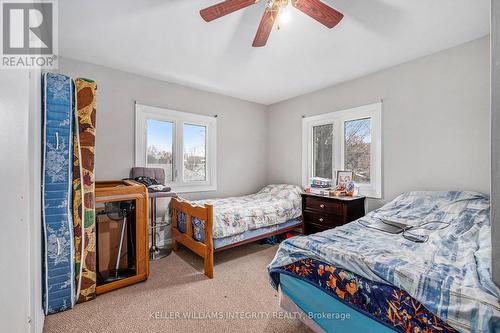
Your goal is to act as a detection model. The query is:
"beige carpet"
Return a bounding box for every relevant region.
[44,243,312,333]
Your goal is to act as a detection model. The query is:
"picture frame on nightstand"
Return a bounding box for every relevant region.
[336,170,353,186]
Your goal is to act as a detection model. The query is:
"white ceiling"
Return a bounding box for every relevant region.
[59,0,490,105]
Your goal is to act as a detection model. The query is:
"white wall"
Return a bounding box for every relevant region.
[267,37,491,211]
[0,71,43,332]
[57,57,269,200]
[491,2,500,287]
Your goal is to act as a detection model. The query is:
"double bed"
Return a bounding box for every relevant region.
[268,191,500,333]
[171,184,303,278]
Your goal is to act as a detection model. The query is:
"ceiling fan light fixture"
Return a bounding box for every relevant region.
[278,5,292,24]
[200,0,344,47]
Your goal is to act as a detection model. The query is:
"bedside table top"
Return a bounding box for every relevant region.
[302,192,366,201]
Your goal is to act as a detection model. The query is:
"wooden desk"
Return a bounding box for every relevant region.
[95,180,149,295]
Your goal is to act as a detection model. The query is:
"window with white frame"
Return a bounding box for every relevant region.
[302,102,382,198]
[135,103,217,193]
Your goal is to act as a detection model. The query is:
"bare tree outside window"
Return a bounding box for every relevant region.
[313,124,334,179]
[147,119,174,182]
[344,118,371,184]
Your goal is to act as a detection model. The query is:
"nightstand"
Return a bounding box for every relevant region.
[302,193,366,235]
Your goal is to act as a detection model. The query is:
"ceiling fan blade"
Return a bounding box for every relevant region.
[252,8,279,47]
[293,0,343,28]
[200,0,258,22]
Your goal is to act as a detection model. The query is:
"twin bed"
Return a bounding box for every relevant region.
[171,187,499,332]
[269,191,500,333]
[171,184,303,278]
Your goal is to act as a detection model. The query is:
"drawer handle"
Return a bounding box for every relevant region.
[320,204,325,209]
[319,218,324,222]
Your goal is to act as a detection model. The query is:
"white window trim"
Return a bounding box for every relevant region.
[135,103,217,193]
[302,102,382,198]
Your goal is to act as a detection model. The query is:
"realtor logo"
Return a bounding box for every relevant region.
[1,0,58,69]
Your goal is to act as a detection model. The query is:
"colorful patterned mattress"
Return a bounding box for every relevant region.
[73,78,97,303]
[271,259,458,333]
[279,273,397,333]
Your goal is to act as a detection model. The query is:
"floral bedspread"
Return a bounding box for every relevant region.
[191,184,302,239]
[274,258,458,333]
[268,191,500,333]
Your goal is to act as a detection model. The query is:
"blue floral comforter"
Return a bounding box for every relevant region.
[268,191,500,333]
[191,184,302,239]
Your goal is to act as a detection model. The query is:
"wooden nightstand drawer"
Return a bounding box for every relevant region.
[301,193,366,235]
[304,196,342,215]
[303,210,344,228]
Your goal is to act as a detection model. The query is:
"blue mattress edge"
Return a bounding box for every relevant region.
[278,272,397,333]
[214,217,302,249]
[42,72,76,315]
[176,214,302,249]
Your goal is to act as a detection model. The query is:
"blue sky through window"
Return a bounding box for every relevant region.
[184,124,206,157]
[147,120,206,156]
[147,119,173,152]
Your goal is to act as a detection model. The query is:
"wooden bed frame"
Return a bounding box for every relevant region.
[171,197,302,278]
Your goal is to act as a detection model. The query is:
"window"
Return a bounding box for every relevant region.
[344,118,371,184]
[302,103,382,198]
[313,124,334,179]
[183,123,206,182]
[146,119,174,182]
[135,103,216,193]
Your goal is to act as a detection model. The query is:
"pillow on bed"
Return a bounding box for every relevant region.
[370,190,488,226]
[257,184,303,199]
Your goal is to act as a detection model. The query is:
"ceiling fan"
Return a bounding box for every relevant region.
[200,0,344,47]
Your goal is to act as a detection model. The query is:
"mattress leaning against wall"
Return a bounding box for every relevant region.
[73,78,98,303]
[42,72,76,314]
